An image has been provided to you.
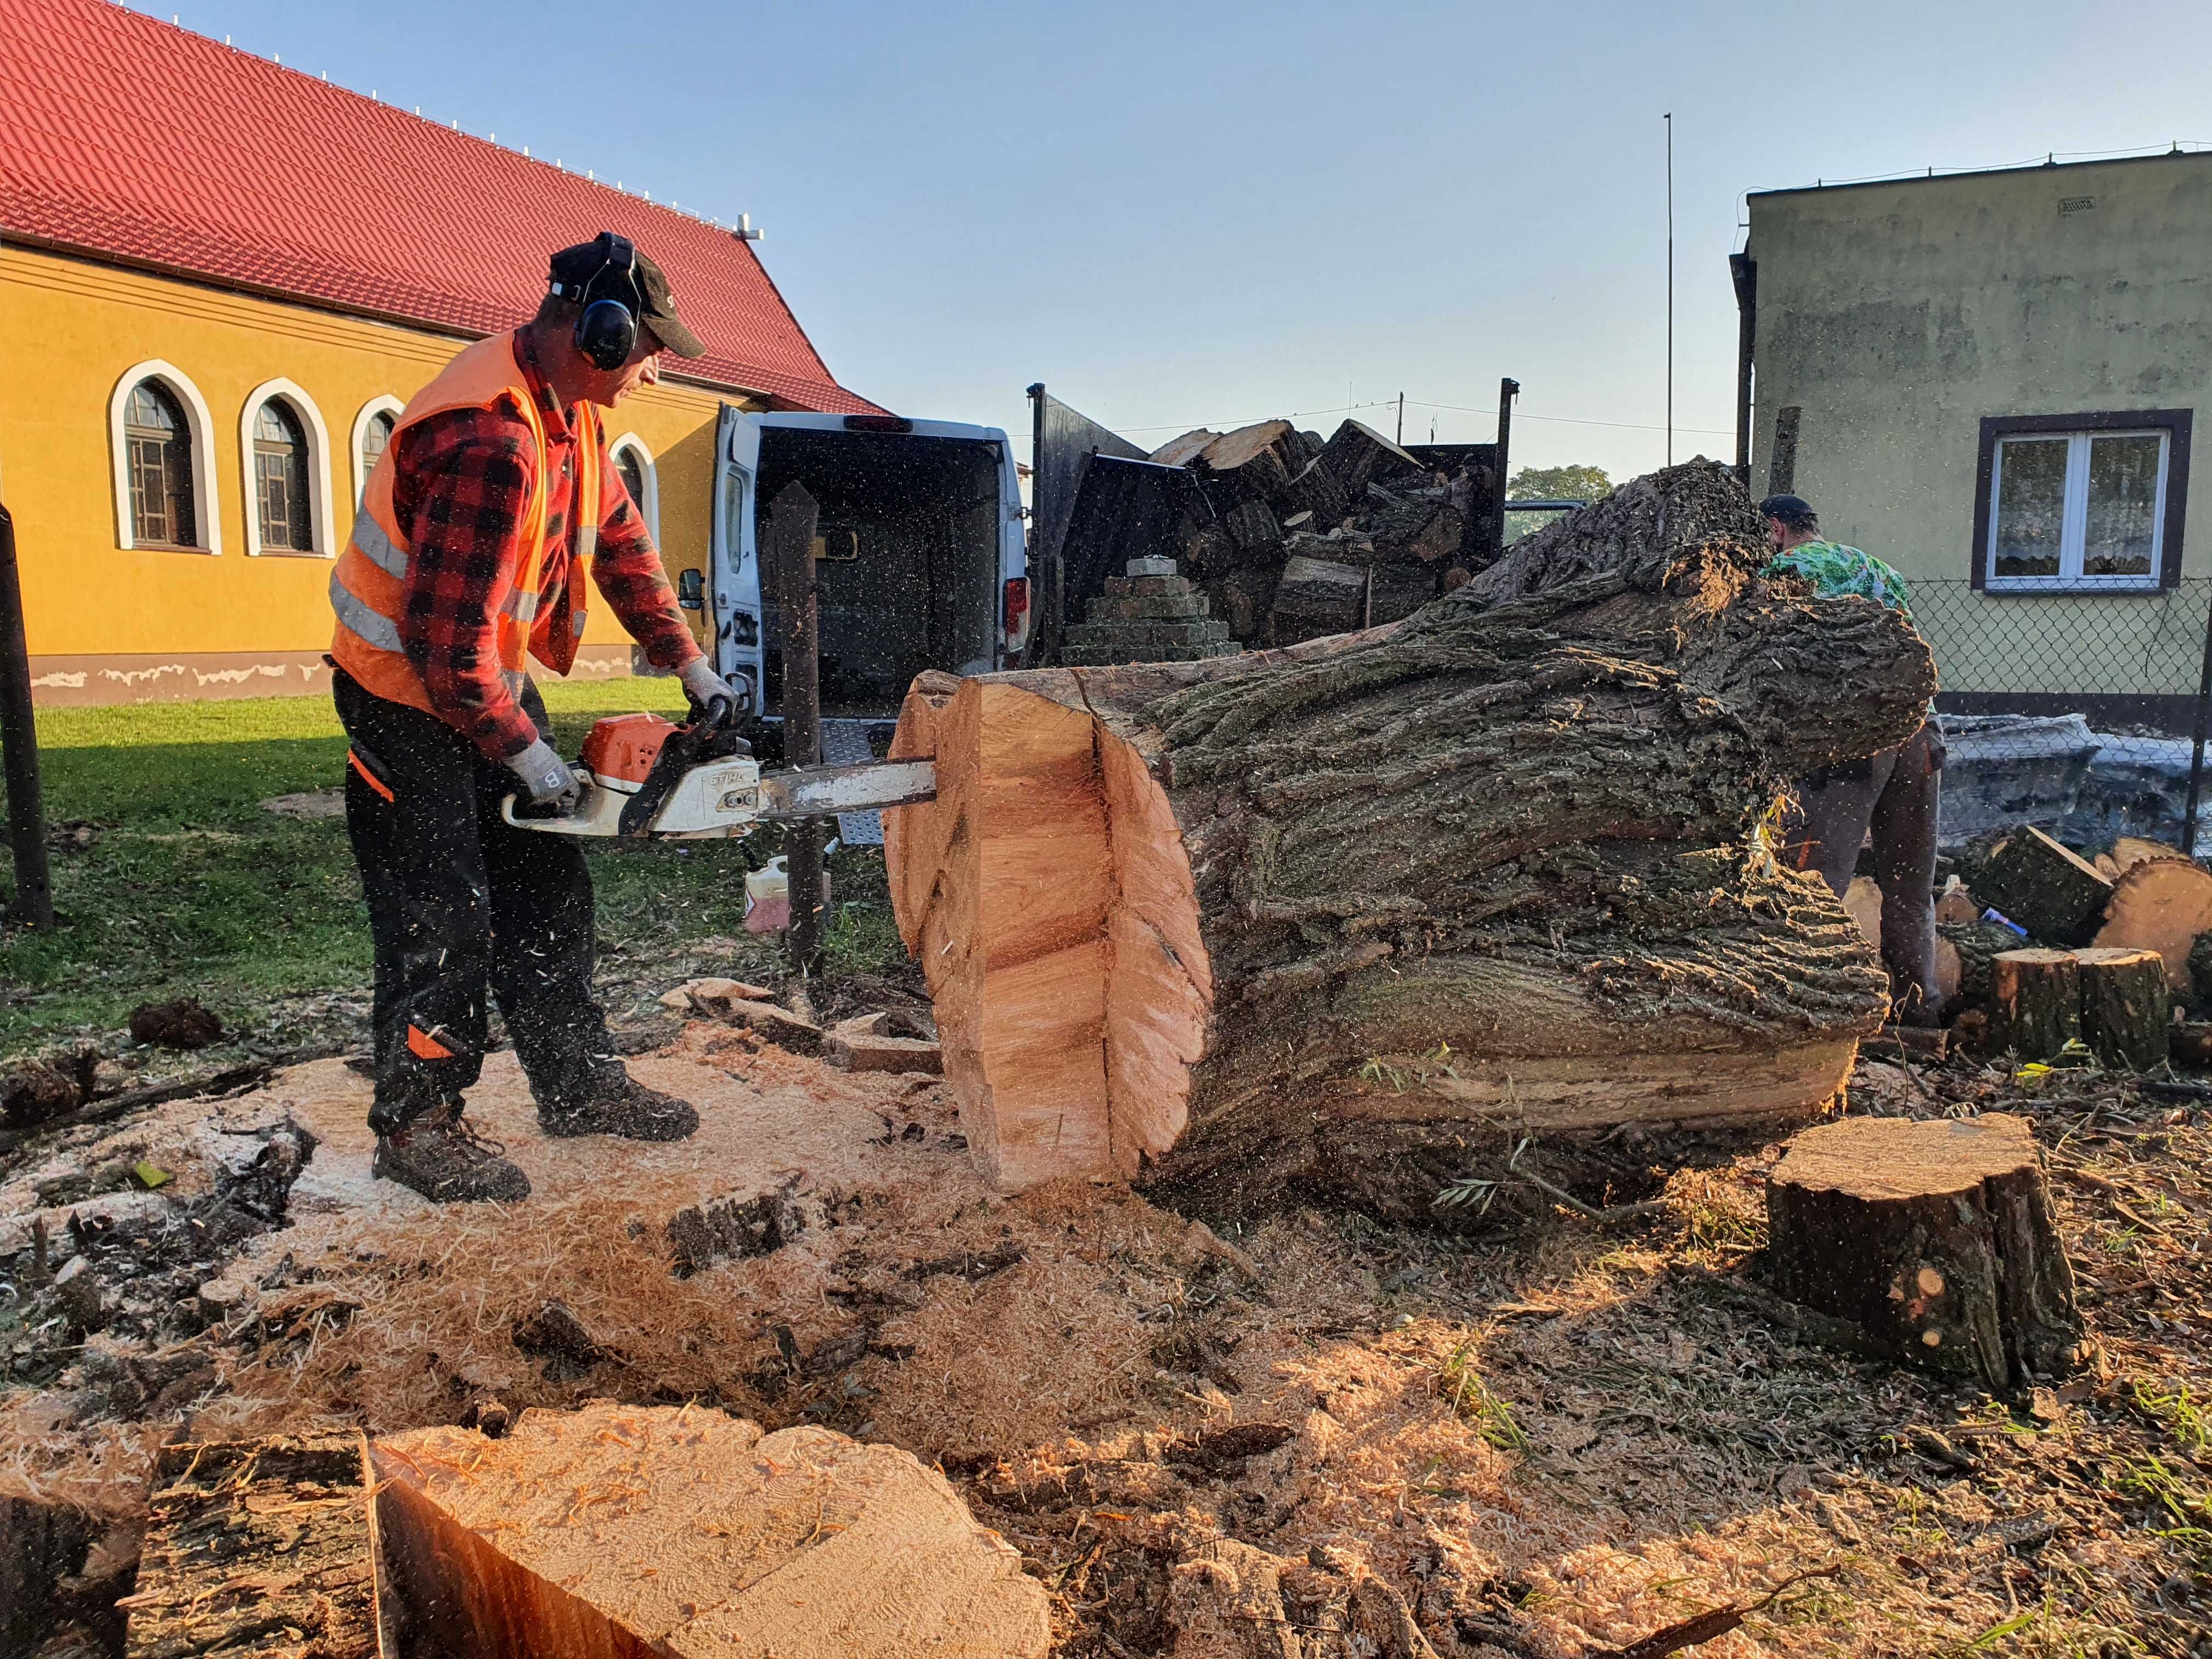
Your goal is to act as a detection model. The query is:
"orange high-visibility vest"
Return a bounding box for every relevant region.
[328,330,603,718]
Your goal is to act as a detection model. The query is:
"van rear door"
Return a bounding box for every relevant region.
[712,411,1026,718]
[710,403,765,717]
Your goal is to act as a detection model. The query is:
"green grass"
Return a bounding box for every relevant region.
[0,682,909,1056]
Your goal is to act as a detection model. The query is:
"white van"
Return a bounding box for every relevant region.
[708,409,1030,730]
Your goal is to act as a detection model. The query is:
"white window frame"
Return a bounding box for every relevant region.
[609,432,661,543]
[351,394,404,506]
[238,379,337,558]
[1985,427,2171,592]
[109,360,222,554]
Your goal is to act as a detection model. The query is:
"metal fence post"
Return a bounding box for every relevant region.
[2186,585,2212,857]
[0,501,54,929]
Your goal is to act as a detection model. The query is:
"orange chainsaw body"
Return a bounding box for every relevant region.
[580,713,678,787]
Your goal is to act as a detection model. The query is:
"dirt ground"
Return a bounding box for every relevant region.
[4,1023,2211,1657]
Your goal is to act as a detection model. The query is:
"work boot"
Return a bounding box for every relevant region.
[373,1101,532,1203]
[538,1065,699,1142]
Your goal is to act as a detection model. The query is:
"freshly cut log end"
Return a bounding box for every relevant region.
[1991,948,2081,1060]
[372,1401,1049,1659]
[1766,1114,2087,1390]
[890,462,1937,1211]
[2092,855,2212,995]
[2074,946,2170,1069]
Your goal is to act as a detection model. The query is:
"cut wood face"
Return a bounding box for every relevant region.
[1772,1113,2042,1201]
[885,675,1210,1186]
[2092,856,2212,993]
[372,1402,1050,1659]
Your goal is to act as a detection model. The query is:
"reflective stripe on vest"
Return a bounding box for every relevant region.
[329,571,404,652]
[328,331,605,716]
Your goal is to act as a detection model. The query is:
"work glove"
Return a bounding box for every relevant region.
[509,738,582,815]
[679,656,741,718]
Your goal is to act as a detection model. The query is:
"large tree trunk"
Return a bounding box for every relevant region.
[886,462,1937,1218]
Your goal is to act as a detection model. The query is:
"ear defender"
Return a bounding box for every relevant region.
[573,233,640,371]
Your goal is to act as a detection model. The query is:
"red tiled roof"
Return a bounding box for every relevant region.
[0,0,879,413]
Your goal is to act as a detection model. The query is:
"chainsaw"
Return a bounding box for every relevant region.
[500,697,935,840]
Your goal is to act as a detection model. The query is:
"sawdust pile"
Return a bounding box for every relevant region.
[3,1024,2208,1655]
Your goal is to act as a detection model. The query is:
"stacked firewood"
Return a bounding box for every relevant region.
[1146,417,1495,647]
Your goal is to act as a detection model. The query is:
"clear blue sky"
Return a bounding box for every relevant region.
[131,1,2211,481]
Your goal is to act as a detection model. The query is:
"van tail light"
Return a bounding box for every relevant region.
[1002,577,1031,647]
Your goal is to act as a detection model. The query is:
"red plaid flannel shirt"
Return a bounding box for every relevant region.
[392,329,702,760]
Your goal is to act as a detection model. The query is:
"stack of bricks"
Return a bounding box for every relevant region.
[1060,557,1241,667]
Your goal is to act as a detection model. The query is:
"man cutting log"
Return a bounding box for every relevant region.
[327,234,740,1202]
[1762,492,1945,1023]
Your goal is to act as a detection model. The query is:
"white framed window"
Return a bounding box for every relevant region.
[609,433,660,543]
[1977,411,2192,592]
[238,380,336,557]
[351,394,403,504]
[109,360,222,554]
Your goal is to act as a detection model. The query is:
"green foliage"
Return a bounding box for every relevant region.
[1507,463,1612,503]
[1436,1340,1530,1451]
[0,680,820,1054]
[2128,1377,2212,1454]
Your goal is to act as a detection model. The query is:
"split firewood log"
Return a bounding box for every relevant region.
[1267,555,1369,644]
[1974,827,2112,946]
[886,461,1936,1215]
[1148,428,1218,468]
[1316,419,1424,501]
[1195,420,1299,501]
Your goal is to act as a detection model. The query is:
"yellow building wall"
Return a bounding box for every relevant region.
[0,245,745,704]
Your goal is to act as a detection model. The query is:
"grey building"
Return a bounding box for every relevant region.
[1740,150,2209,739]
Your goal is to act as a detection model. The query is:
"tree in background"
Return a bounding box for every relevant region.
[1508,463,1611,502]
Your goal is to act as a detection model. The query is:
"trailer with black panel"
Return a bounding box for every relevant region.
[1026,380,1522,663]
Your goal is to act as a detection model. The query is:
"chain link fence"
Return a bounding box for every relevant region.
[1910,577,2212,851]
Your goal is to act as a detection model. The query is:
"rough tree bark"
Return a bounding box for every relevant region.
[886,462,1937,1220]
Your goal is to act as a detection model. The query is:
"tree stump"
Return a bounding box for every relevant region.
[1991,949,2080,1059]
[2075,946,2170,1069]
[1765,1114,2086,1391]
[1976,828,2113,946]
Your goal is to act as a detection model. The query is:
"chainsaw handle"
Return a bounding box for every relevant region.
[687,692,738,735]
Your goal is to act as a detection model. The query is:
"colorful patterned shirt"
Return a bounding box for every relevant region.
[1763,539,1914,616]
[392,328,702,761]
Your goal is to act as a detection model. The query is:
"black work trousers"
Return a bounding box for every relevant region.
[334,668,613,1134]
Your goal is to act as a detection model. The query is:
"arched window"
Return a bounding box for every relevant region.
[255,399,312,552]
[609,434,659,542]
[351,395,403,504]
[124,381,198,549]
[616,446,647,511]
[361,412,394,477]
[109,361,221,552]
[239,380,336,556]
